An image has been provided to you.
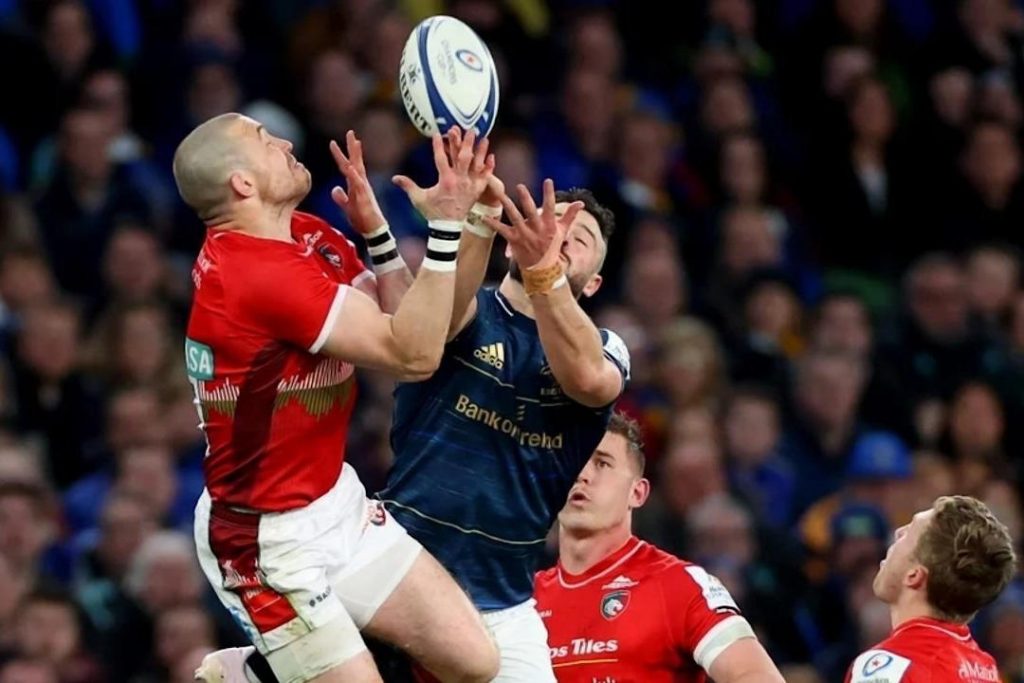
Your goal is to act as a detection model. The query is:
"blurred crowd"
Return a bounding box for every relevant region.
[3,0,1024,681]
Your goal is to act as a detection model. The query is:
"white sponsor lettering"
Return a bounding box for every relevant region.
[958,660,999,681]
[549,639,619,660]
[685,566,739,612]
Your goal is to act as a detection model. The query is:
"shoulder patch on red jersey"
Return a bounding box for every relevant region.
[849,649,912,683]
[684,565,740,613]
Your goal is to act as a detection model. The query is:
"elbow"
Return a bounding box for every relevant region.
[562,368,614,408]
[401,346,443,379]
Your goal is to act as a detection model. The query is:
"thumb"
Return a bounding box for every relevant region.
[559,201,584,233]
[392,175,420,195]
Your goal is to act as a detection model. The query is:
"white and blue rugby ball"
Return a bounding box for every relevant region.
[399,15,499,138]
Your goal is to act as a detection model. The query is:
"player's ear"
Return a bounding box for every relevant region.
[904,563,928,591]
[581,273,603,299]
[629,477,650,509]
[229,170,257,199]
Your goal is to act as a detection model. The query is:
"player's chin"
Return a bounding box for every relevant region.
[558,509,592,528]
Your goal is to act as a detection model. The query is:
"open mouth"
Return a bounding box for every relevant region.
[569,490,589,504]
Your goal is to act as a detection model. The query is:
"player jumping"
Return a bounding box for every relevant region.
[376,132,631,681]
[845,495,1015,683]
[173,113,499,683]
[534,412,785,682]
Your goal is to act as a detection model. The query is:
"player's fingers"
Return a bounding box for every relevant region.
[443,127,460,165]
[330,186,350,206]
[541,178,556,215]
[516,183,539,221]
[347,130,366,173]
[559,200,584,232]
[472,136,490,174]
[431,133,450,173]
[329,139,351,169]
[483,152,496,175]
[483,216,515,241]
[499,191,525,225]
[457,128,476,171]
[448,125,463,151]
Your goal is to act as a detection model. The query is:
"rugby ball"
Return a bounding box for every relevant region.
[399,15,499,138]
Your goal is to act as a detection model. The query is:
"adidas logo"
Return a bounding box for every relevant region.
[601,575,638,590]
[473,342,505,369]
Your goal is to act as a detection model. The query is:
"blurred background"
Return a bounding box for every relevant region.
[2,0,1024,681]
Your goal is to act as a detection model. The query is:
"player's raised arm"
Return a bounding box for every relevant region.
[448,129,500,339]
[396,127,498,340]
[329,130,412,313]
[319,129,491,380]
[487,180,626,407]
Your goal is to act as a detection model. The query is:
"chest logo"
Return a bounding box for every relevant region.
[317,243,343,270]
[600,590,630,620]
[474,342,505,369]
[601,575,639,590]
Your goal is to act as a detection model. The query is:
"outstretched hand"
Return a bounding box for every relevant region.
[329,130,386,235]
[483,179,583,270]
[392,126,494,221]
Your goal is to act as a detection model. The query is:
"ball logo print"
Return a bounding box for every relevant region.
[456,49,484,72]
[399,15,500,137]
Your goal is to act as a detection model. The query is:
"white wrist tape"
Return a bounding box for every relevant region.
[423,219,462,272]
[465,202,502,238]
[364,225,405,274]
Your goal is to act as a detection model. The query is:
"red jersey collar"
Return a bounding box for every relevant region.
[557,535,643,589]
[892,616,971,641]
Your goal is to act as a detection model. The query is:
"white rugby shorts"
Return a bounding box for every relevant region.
[484,599,558,683]
[194,463,421,655]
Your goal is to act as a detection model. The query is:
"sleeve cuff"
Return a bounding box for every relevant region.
[693,615,755,672]
[309,285,349,354]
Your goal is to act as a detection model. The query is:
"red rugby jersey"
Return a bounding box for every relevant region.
[185,211,371,511]
[534,536,755,683]
[846,617,1000,683]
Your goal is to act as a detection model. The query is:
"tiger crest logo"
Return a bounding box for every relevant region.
[600,590,630,620]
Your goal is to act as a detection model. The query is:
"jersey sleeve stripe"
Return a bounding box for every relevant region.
[309,284,348,354]
[693,614,756,672]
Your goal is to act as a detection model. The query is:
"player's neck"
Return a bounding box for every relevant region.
[890,596,941,630]
[215,201,296,242]
[559,523,634,576]
[499,275,536,319]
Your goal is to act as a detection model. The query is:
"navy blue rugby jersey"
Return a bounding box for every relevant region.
[378,287,630,610]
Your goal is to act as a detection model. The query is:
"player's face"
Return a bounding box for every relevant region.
[873,508,934,604]
[559,432,648,534]
[238,117,311,203]
[509,205,606,298]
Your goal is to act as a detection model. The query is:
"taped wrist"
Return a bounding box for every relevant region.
[364,225,404,274]
[465,202,502,238]
[522,262,567,296]
[423,219,462,272]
